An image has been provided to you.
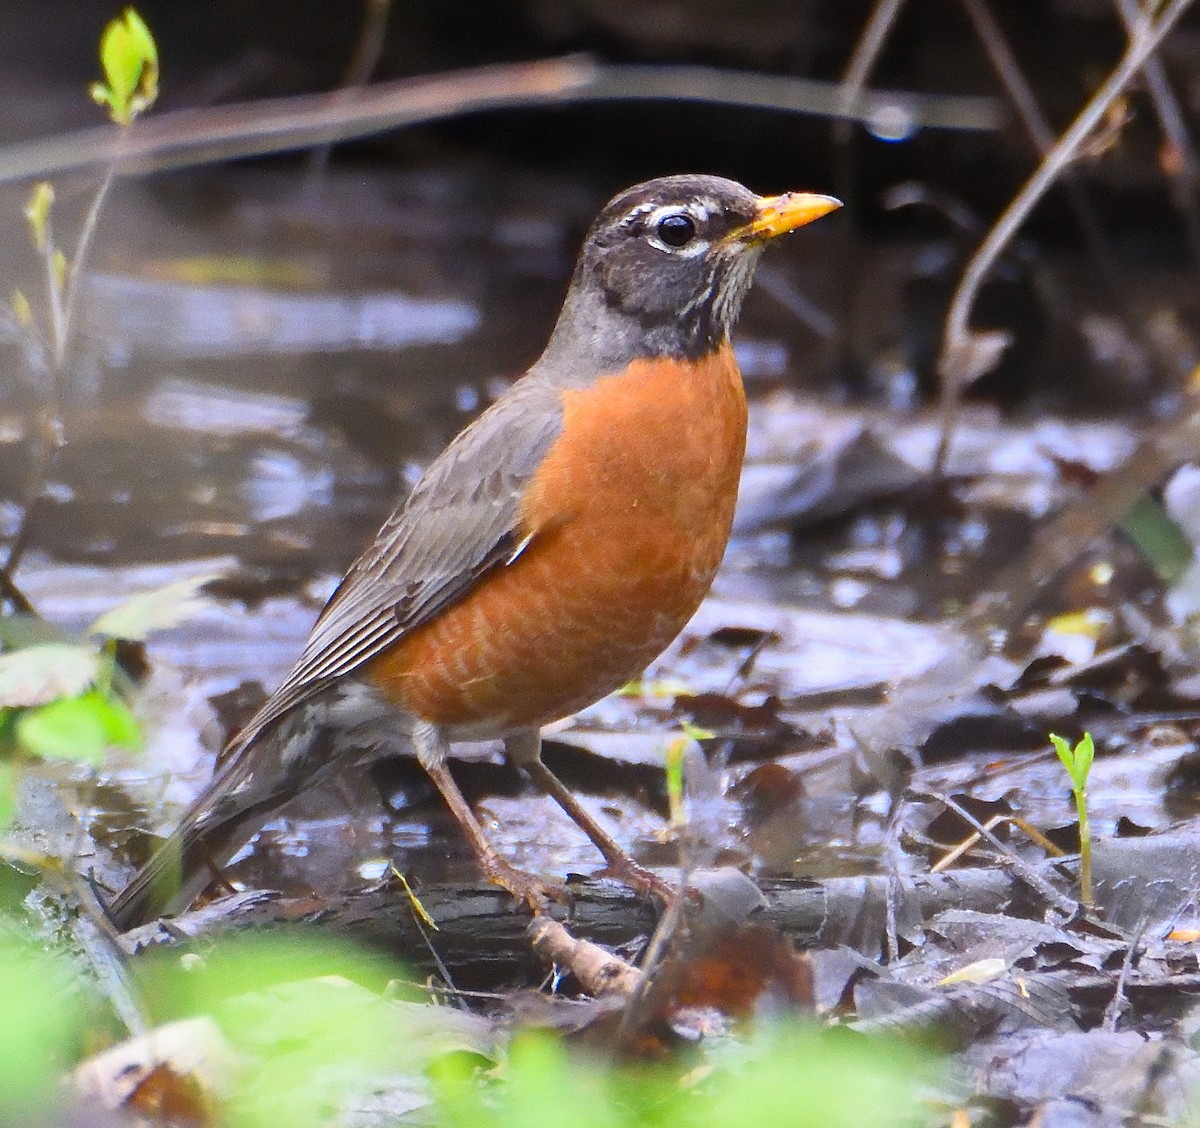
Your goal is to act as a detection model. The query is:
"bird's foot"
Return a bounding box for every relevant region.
[483,858,569,915]
[601,856,678,904]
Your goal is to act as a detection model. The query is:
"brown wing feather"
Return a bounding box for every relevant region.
[229,378,565,751]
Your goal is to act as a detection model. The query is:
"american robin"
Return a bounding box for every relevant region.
[109,174,839,929]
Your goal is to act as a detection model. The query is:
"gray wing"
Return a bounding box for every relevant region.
[237,378,565,741]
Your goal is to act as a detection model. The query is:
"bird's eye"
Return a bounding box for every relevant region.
[655,213,696,248]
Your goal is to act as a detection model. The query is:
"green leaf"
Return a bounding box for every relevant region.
[0,935,85,1120]
[17,696,106,763]
[22,183,53,253]
[664,735,686,825]
[92,8,159,125]
[1120,495,1194,585]
[1074,731,1095,782]
[11,289,32,329]
[89,574,217,641]
[1049,731,1094,792]
[0,644,99,707]
[15,691,140,763]
[141,932,474,1128]
[123,8,159,74]
[101,17,139,106]
[95,693,142,750]
[1049,732,1073,774]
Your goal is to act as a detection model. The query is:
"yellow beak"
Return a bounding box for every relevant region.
[734,192,842,242]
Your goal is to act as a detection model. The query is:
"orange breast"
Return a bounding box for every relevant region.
[364,343,747,734]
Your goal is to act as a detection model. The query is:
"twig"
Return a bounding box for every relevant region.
[39,217,66,381]
[528,917,642,999]
[392,866,459,997]
[0,568,36,616]
[960,0,1055,153]
[931,814,1068,873]
[934,0,1194,477]
[4,156,121,589]
[963,387,1200,637]
[831,0,911,383]
[1112,0,1200,267]
[834,0,909,144]
[959,0,1181,400]
[614,887,689,1047]
[960,0,1126,283]
[909,788,1079,918]
[0,58,1001,189]
[1102,916,1146,1032]
[305,0,394,184]
[60,165,117,370]
[930,813,1007,873]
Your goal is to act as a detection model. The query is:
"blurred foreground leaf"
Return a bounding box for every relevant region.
[15,692,141,763]
[89,575,216,641]
[0,644,99,708]
[0,933,85,1120]
[436,1023,933,1128]
[140,931,491,1128]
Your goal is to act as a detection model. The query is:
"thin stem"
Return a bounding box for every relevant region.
[0,568,35,616]
[1113,0,1200,266]
[934,0,1194,475]
[1076,785,1093,906]
[962,0,1177,384]
[5,144,121,600]
[835,0,909,143]
[306,0,394,183]
[60,163,116,370]
[39,219,66,388]
[960,0,1055,152]
[960,0,1120,266]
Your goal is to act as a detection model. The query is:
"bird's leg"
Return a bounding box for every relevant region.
[413,721,562,913]
[505,729,675,903]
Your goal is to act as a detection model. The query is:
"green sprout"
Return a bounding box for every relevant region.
[89,8,158,125]
[663,720,713,827]
[9,10,160,386]
[1049,731,1095,906]
[0,10,168,792]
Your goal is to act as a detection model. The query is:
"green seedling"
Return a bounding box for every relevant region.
[8,10,158,385]
[663,719,713,827]
[1049,731,1095,906]
[0,12,169,807]
[3,9,161,608]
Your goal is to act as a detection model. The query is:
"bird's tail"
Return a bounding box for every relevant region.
[107,680,404,931]
[106,723,299,931]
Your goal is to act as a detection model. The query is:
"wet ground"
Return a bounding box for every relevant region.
[3,157,1193,889]
[8,153,1200,1124]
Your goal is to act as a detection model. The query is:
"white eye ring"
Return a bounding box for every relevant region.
[644,205,710,257]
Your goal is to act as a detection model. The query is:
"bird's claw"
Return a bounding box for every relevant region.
[485,859,569,915]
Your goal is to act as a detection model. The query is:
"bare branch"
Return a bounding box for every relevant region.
[934,0,1194,476]
[0,58,1001,189]
[1113,0,1200,265]
[835,0,909,142]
